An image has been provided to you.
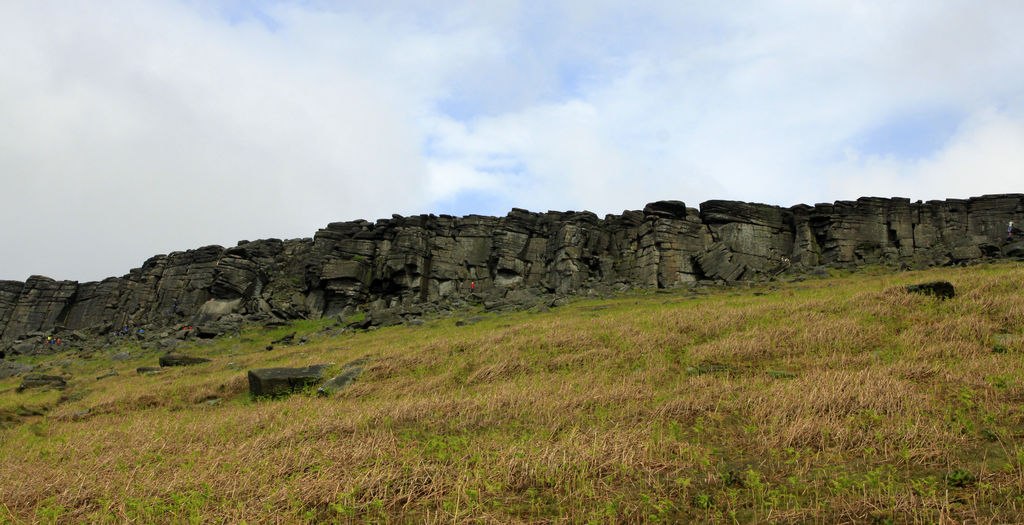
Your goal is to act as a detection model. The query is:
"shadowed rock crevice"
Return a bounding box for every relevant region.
[2,194,1022,343]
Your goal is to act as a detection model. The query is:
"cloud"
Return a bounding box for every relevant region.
[2,1,1024,281]
[0,1,441,280]
[825,110,1024,201]
[420,1,1024,210]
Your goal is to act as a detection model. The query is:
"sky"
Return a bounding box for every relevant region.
[2,1,1024,282]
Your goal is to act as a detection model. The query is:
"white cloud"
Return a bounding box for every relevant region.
[421,1,1024,210]
[825,110,1024,201]
[0,1,452,280]
[2,1,1024,281]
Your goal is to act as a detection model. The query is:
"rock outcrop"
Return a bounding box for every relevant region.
[158,354,212,367]
[2,194,1022,344]
[905,281,956,300]
[16,374,67,392]
[248,364,333,397]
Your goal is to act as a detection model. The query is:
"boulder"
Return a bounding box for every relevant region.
[346,318,373,330]
[158,353,212,367]
[194,325,225,339]
[17,374,67,391]
[136,366,162,374]
[809,266,831,279]
[248,363,334,397]
[194,315,243,339]
[905,281,955,300]
[642,200,688,220]
[317,358,369,396]
[10,341,36,356]
[317,367,363,396]
[270,332,296,345]
[368,311,403,327]
[1005,241,1024,258]
[156,338,181,350]
[951,245,983,261]
[0,360,34,379]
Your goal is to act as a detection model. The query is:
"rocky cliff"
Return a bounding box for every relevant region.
[2,194,1023,343]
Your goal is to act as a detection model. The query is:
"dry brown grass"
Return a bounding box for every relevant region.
[2,262,1024,523]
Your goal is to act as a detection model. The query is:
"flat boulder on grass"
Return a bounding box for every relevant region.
[17,374,67,392]
[248,363,333,398]
[905,281,955,299]
[317,358,370,396]
[158,353,212,367]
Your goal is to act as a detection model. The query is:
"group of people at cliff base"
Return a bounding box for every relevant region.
[113,325,143,337]
[45,336,62,345]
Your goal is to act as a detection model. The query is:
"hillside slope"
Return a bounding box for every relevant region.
[1,262,1024,523]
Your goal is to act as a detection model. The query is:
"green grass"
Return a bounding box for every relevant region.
[2,262,1024,523]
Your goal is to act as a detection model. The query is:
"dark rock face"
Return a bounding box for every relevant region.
[158,354,212,367]
[248,364,333,397]
[905,281,956,299]
[2,194,1022,342]
[0,360,34,379]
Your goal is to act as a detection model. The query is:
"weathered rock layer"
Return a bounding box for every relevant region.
[2,194,1022,342]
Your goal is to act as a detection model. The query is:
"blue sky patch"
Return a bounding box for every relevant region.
[432,188,515,218]
[851,109,962,160]
[215,0,281,32]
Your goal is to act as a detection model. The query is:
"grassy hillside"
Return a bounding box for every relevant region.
[2,263,1024,523]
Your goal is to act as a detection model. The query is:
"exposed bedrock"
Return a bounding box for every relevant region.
[1,194,1022,342]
